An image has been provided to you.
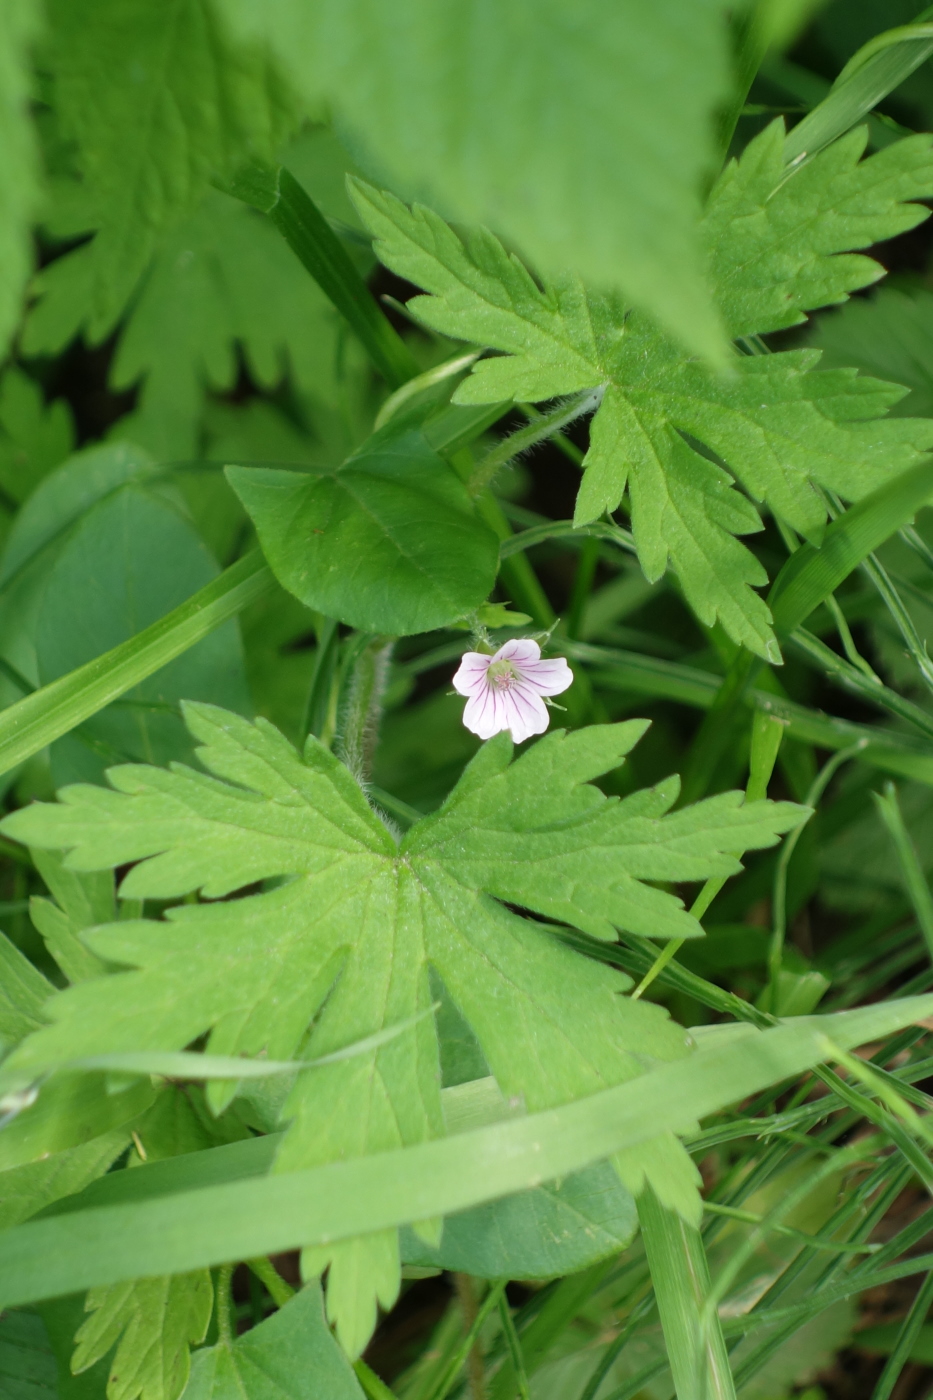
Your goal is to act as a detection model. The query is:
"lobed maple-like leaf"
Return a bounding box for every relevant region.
[350,121,933,661]
[71,1272,212,1400]
[39,0,301,340]
[0,703,805,1353]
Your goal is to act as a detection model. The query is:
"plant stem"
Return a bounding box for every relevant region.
[454,1274,487,1400]
[216,1263,236,1348]
[337,638,394,787]
[246,1256,294,1309]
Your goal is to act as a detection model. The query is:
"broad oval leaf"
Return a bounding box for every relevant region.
[35,484,251,787]
[226,425,500,634]
[400,1158,637,1279]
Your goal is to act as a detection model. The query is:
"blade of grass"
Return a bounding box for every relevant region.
[497,1294,531,1400]
[570,639,933,786]
[223,163,418,389]
[0,550,273,781]
[2,1000,929,1308]
[768,459,933,638]
[638,1189,736,1400]
[767,744,861,1007]
[426,1281,506,1400]
[874,783,933,964]
[872,1269,933,1400]
[783,8,933,163]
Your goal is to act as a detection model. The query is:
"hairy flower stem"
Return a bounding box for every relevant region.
[216,1262,236,1347]
[467,390,599,499]
[454,1273,487,1400]
[336,637,394,787]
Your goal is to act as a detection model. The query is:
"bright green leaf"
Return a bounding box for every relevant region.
[0,1129,130,1230]
[0,931,53,1045]
[0,1076,155,1173]
[0,703,804,1350]
[227,424,501,634]
[29,848,113,986]
[71,1271,212,1400]
[351,123,933,658]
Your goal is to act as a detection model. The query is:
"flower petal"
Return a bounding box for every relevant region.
[453,652,492,697]
[496,638,542,666]
[516,656,573,697]
[501,684,550,743]
[462,682,509,739]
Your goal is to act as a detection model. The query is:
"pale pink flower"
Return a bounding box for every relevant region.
[453,639,573,743]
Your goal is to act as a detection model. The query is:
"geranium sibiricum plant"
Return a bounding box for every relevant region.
[0,4,933,1400]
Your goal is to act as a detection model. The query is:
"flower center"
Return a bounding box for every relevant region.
[486,658,518,689]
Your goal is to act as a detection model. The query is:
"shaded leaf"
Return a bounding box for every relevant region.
[39,0,300,338]
[35,484,252,786]
[217,0,737,360]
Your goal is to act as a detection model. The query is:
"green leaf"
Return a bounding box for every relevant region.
[769,457,933,635]
[0,1128,130,1230]
[0,1308,58,1400]
[638,1189,735,1400]
[71,1271,212,1400]
[217,0,737,362]
[350,123,933,657]
[29,848,113,985]
[225,163,419,390]
[0,0,41,357]
[99,193,344,462]
[0,369,75,506]
[0,997,927,1313]
[0,1076,155,1173]
[0,443,157,598]
[810,284,933,418]
[706,124,933,339]
[0,705,804,1350]
[227,425,501,634]
[0,931,54,1044]
[39,1296,109,1400]
[0,551,273,783]
[400,1159,637,1279]
[41,0,301,338]
[183,1284,364,1400]
[34,482,252,786]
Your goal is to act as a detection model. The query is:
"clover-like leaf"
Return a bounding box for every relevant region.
[0,703,806,1353]
[350,121,933,660]
[227,423,500,635]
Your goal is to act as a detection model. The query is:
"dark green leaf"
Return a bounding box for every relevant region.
[400,1160,637,1279]
[184,1285,364,1400]
[227,426,500,634]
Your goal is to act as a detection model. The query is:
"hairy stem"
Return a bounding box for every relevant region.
[336,638,394,787]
